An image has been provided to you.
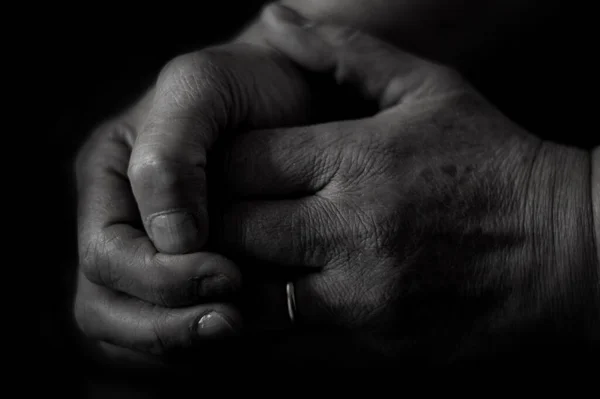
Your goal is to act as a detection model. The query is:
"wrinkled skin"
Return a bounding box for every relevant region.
[73,3,597,368]
[73,5,371,365]
[215,6,597,364]
[73,27,319,362]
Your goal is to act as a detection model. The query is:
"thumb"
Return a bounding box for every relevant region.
[128,43,313,254]
[262,3,459,109]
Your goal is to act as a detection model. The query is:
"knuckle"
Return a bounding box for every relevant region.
[292,204,313,263]
[339,135,394,186]
[158,53,197,88]
[78,237,102,283]
[343,194,397,258]
[127,151,180,188]
[79,228,127,289]
[299,199,340,267]
[151,49,238,144]
[157,51,231,105]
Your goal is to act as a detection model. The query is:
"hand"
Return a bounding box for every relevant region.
[218,5,597,364]
[73,12,321,363]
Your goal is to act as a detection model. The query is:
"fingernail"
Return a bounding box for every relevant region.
[196,312,237,338]
[149,211,198,254]
[271,4,308,26]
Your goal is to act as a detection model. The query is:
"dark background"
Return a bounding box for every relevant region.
[36,1,594,395]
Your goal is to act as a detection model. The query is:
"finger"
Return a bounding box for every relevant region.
[129,47,313,254]
[77,124,241,307]
[81,226,241,307]
[222,120,362,198]
[74,272,242,356]
[239,273,347,334]
[263,3,458,109]
[222,117,381,198]
[216,197,343,269]
[127,55,223,254]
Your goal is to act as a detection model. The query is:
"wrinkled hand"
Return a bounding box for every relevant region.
[73,11,321,363]
[217,5,597,364]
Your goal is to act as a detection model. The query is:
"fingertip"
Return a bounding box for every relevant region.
[148,209,208,254]
[194,306,243,339]
[197,273,242,299]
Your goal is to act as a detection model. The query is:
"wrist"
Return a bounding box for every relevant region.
[527,141,598,339]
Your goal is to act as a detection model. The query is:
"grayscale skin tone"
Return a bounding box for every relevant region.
[73,1,599,366]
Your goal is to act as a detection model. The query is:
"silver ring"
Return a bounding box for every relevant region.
[286,282,297,324]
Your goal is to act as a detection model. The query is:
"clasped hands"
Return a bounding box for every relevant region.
[74,4,593,367]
